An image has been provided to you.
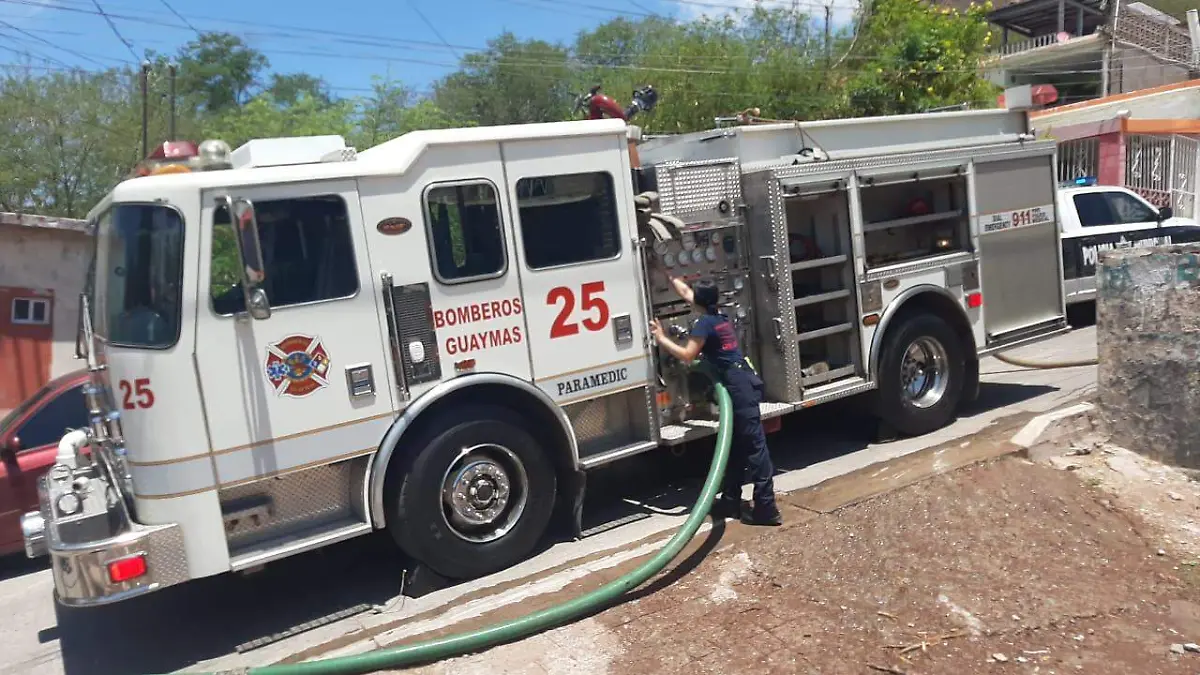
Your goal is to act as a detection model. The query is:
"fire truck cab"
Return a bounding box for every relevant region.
[24,102,1069,606]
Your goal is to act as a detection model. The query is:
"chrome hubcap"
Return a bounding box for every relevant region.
[900,336,949,409]
[441,444,528,543]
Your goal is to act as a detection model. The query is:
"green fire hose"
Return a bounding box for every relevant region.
[203,373,734,675]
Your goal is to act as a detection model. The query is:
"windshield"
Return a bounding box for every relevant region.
[0,380,55,433]
[92,204,185,349]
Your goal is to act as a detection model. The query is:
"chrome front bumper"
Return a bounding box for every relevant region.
[23,467,190,607]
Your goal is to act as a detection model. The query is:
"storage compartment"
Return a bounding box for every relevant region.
[859,171,971,269]
[782,190,861,389]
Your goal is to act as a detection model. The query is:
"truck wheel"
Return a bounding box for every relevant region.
[875,313,966,437]
[386,405,557,580]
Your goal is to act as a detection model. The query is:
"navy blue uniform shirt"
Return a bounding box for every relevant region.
[689,312,745,371]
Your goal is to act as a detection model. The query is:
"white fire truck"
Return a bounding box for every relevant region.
[23,95,1070,606]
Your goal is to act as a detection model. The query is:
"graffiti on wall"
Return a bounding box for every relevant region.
[1099,251,1200,296]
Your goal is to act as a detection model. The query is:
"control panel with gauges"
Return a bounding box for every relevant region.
[638,159,756,426]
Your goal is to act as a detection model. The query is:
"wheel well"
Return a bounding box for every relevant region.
[878,290,979,400]
[405,383,576,474]
[372,381,579,528]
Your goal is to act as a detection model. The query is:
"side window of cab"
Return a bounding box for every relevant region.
[209,195,360,315]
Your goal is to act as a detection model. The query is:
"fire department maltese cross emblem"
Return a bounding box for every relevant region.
[264,334,331,398]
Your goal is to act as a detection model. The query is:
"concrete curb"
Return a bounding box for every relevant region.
[1010,402,1096,450]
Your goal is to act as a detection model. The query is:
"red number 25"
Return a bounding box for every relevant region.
[119,378,155,410]
[547,282,610,338]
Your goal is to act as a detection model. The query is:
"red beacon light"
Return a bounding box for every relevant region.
[133,139,233,177]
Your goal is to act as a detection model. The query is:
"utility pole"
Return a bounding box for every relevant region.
[824,4,833,68]
[139,61,150,159]
[168,62,177,142]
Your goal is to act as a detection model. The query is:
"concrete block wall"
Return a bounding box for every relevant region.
[1097,245,1200,468]
[0,224,91,413]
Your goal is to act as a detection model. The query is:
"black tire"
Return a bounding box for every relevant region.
[875,312,967,437]
[385,405,557,580]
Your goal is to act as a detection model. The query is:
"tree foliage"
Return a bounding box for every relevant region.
[842,0,997,116]
[0,1,1000,219]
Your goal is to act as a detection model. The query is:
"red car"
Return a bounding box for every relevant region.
[0,369,90,557]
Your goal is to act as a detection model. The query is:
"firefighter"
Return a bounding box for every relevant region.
[648,270,783,526]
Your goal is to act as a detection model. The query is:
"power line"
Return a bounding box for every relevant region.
[88,0,139,60]
[157,0,201,37]
[0,37,73,68]
[0,17,120,66]
[403,0,461,60]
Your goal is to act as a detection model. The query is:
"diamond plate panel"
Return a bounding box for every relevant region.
[219,456,369,551]
[655,158,743,223]
[392,282,442,385]
[658,402,795,445]
[565,388,651,459]
[145,523,190,587]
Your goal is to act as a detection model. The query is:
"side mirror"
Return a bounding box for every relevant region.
[75,292,88,360]
[1159,206,1173,222]
[218,196,272,320]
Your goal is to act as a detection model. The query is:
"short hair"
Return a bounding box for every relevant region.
[692,282,719,312]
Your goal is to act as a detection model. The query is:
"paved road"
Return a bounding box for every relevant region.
[0,325,1098,675]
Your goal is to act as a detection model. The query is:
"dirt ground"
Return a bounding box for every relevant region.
[378,412,1200,675]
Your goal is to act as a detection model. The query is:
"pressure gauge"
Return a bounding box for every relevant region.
[653,240,669,255]
[710,231,723,247]
[681,233,697,251]
[705,246,718,262]
[676,253,689,267]
[57,492,82,516]
[691,249,704,264]
[663,252,677,267]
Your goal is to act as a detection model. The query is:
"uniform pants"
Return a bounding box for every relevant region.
[720,367,778,510]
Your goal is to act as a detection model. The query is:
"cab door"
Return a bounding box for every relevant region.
[500,135,651,414]
[195,180,394,492]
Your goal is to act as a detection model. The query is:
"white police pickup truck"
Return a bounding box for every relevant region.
[1058,178,1200,305]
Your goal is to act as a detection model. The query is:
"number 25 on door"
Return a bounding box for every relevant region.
[547,282,610,339]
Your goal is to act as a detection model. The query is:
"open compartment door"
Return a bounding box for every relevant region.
[972,148,1068,347]
[743,169,859,402]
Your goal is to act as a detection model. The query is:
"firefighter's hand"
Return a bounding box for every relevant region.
[649,318,664,342]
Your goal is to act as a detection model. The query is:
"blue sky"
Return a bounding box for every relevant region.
[0,0,859,97]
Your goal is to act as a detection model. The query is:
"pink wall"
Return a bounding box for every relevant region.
[1096,132,1124,186]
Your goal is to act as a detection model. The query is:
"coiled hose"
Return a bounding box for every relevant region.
[196,372,734,675]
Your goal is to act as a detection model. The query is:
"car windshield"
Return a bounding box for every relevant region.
[92,204,185,349]
[0,381,56,433]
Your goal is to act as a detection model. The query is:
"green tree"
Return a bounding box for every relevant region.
[268,73,333,107]
[0,66,145,217]
[176,32,270,113]
[203,94,355,149]
[840,0,997,116]
[433,33,573,126]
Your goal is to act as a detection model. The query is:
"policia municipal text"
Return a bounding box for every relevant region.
[648,269,783,526]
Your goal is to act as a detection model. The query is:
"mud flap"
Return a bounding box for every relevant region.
[563,467,587,540]
[964,355,981,404]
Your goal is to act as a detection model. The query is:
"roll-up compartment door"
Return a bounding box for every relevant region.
[973,152,1067,345]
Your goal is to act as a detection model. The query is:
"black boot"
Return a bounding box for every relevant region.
[741,501,782,526]
[710,497,748,519]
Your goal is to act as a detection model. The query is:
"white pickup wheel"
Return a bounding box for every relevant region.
[875,313,966,437]
[386,405,557,580]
